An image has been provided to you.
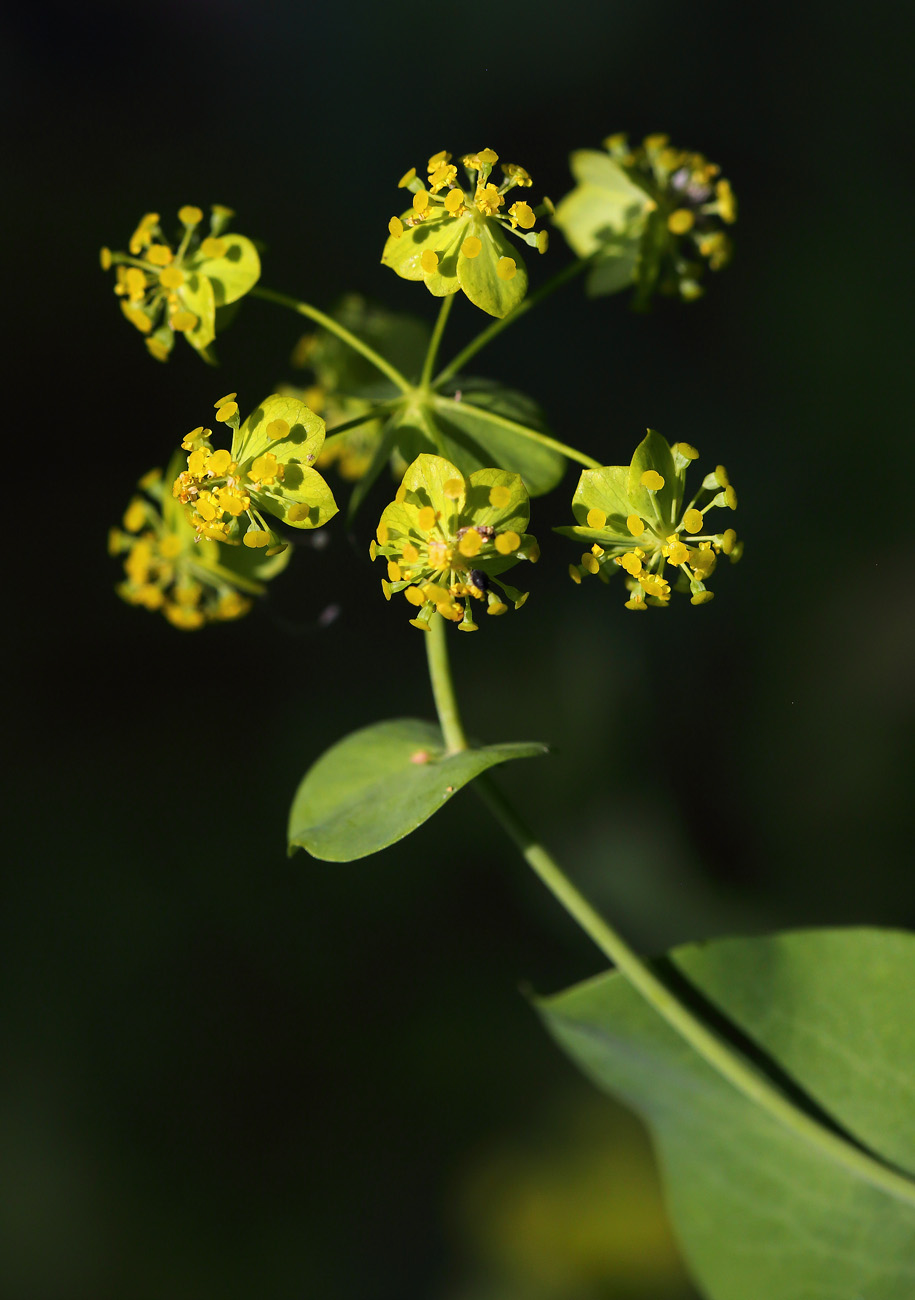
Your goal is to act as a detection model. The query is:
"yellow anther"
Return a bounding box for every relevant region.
[420,250,439,274]
[146,244,173,266]
[218,489,248,517]
[428,150,452,170]
[262,418,289,442]
[496,257,517,281]
[690,547,716,575]
[458,530,483,558]
[536,230,549,254]
[624,596,647,611]
[591,544,604,556]
[495,530,520,555]
[715,464,730,487]
[443,479,464,499]
[586,507,607,529]
[487,599,508,616]
[429,163,457,192]
[121,304,151,333]
[187,447,210,477]
[725,485,738,509]
[668,209,695,235]
[716,179,737,223]
[250,452,279,484]
[475,183,503,216]
[569,564,582,585]
[178,205,203,226]
[417,506,436,531]
[489,485,511,508]
[508,201,536,230]
[444,189,464,215]
[618,552,642,576]
[243,530,271,549]
[683,508,703,533]
[691,590,715,605]
[171,311,198,332]
[667,540,689,565]
[639,572,670,598]
[128,213,159,255]
[159,266,185,289]
[388,216,404,238]
[479,148,499,166]
[404,586,426,606]
[208,449,233,476]
[640,470,665,490]
[195,494,218,522]
[721,528,737,554]
[581,553,600,575]
[461,236,482,259]
[423,583,453,606]
[412,191,430,215]
[214,401,239,423]
[675,441,699,460]
[125,267,147,301]
[626,514,645,536]
[199,236,228,259]
[123,499,146,532]
[387,561,402,582]
[99,247,112,270]
[287,504,311,522]
[215,392,237,408]
[398,167,417,188]
[644,134,670,151]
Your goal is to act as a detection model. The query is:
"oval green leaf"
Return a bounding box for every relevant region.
[288,719,548,862]
[538,927,915,1300]
[192,233,261,305]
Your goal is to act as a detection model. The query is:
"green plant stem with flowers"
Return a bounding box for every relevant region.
[103,138,915,1300]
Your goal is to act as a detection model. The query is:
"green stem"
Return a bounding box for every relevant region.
[322,404,395,440]
[422,617,915,1208]
[425,614,468,754]
[431,256,592,390]
[432,395,601,471]
[251,286,411,394]
[420,295,455,388]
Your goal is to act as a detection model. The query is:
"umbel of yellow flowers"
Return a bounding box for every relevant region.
[100,205,260,362]
[372,454,540,631]
[382,149,550,318]
[110,460,290,630]
[172,393,338,552]
[558,430,741,609]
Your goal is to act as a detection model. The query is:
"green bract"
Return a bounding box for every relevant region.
[381,149,548,318]
[557,429,740,608]
[554,133,737,305]
[373,453,539,631]
[172,393,337,552]
[101,204,261,362]
[110,453,289,630]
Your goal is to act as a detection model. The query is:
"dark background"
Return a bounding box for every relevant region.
[4,1,913,1296]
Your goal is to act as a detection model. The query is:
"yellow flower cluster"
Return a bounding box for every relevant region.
[110,466,261,630]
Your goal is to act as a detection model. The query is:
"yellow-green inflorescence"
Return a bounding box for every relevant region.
[100,205,260,362]
[554,133,737,305]
[372,453,540,631]
[172,393,338,551]
[558,430,742,609]
[382,149,551,318]
[110,459,289,630]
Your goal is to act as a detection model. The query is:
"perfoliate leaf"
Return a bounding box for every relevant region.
[288,719,548,861]
[538,927,915,1300]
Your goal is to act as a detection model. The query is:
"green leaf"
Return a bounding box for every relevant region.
[627,429,678,522]
[288,719,548,862]
[258,464,338,531]
[309,296,430,398]
[432,382,565,497]
[233,394,326,466]
[191,233,261,305]
[538,928,915,1300]
[177,271,216,353]
[381,211,466,288]
[457,218,528,318]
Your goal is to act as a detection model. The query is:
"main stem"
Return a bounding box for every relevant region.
[251,286,411,394]
[432,256,592,390]
[423,616,915,1207]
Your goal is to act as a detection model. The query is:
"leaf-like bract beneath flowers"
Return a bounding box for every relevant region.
[177,272,216,353]
[538,927,915,1300]
[456,219,528,318]
[288,719,548,861]
[192,234,261,306]
[553,150,653,298]
[233,394,337,530]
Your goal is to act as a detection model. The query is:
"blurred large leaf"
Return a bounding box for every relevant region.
[538,928,915,1300]
[310,295,430,399]
[289,719,547,862]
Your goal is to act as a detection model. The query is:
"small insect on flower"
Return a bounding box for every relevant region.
[373,454,539,631]
[558,429,741,609]
[101,205,261,362]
